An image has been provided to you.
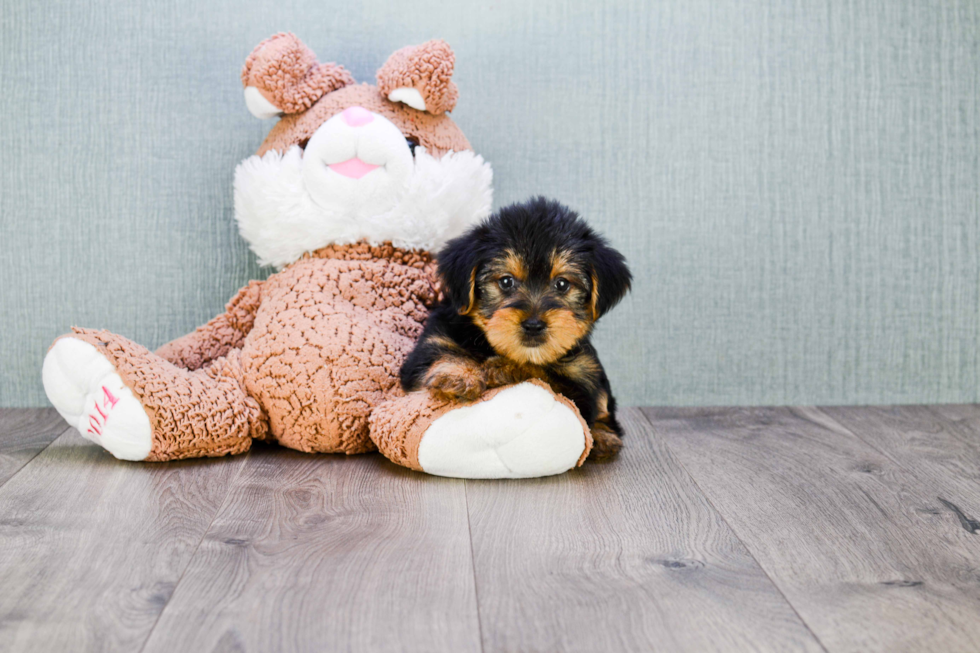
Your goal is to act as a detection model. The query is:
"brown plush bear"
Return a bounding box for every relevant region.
[42,33,592,478]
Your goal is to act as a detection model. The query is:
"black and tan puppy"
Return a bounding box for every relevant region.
[401,197,632,459]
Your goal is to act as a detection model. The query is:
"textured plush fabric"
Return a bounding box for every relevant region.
[376,40,459,115]
[61,329,263,461]
[233,145,492,266]
[241,32,355,114]
[256,83,471,158]
[369,384,460,471]
[241,243,437,454]
[58,244,440,460]
[369,379,593,471]
[156,281,264,371]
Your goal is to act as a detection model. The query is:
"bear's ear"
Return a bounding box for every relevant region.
[377,40,459,115]
[241,32,354,119]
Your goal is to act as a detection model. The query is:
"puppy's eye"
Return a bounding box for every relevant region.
[406,137,419,156]
[554,277,570,293]
[498,276,515,291]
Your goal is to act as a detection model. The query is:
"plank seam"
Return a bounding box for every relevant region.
[806,407,909,469]
[923,405,980,458]
[635,408,830,653]
[0,424,73,493]
[810,405,938,474]
[136,450,253,653]
[463,481,487,653]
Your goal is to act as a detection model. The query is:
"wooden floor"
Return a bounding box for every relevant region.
[1,406,980,652]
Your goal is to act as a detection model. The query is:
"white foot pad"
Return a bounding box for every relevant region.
[42,338,152,461]
[417,382,587,479]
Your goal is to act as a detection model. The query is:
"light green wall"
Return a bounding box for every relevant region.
[2,0,978,407]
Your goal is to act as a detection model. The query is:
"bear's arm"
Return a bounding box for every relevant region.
[155,280,264,371]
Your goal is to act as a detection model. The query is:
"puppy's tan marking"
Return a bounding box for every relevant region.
[595,389,609,419]
[482,305,590,366]
[428,335,467,354]
[556,351,602,391]
[550,249,584,280]
[550,249,571,279]
[502,249,526,280]
[458,267,477,315]
[590,271,601,320]
[537,308,591,362]
[483,307,529,361]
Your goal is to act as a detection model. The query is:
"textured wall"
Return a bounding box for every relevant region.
[2,0,978,407]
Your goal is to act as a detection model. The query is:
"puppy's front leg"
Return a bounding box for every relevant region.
[423,356,487,402]
[588,390,623,460]
[589,419,623,460]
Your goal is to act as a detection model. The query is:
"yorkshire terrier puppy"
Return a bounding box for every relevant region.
[401,197,632,459]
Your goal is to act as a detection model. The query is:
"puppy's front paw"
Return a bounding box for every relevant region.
[588,422,623,460]
[424,360,486,402]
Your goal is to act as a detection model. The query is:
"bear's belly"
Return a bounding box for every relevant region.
[240,253,433,454]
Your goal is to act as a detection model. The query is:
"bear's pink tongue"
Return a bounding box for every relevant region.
[329,158,380,179]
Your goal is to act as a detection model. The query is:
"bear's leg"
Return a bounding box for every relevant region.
[42,328,265,461]
[369,379,593,479]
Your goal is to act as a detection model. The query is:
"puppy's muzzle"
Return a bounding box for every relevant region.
[521,318,547,338]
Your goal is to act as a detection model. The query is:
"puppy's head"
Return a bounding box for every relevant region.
[438,197,631,365]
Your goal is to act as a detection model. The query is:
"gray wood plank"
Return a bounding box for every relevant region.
[0,408,70,488]
[0,428,249,652]
[819,405,980,536]
[141,446,482,653]
[464,407,824,653]
[922,404,980,456]
[644,406,980,653]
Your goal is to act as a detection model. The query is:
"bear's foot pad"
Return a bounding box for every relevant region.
[42,337,152,461]
[418,382,588,479]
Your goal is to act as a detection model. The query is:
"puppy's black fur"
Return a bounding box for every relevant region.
[401,197,631,459]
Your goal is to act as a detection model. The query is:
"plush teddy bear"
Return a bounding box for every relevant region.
[41,33,592,478]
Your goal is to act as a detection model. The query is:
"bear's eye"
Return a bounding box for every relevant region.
[406,137,419,157]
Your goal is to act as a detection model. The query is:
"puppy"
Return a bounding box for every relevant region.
[401,197,632,459]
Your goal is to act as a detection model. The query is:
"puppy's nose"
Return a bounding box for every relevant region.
[521,318,547,336]
[341,106,374,127]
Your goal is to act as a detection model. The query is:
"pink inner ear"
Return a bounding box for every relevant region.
[376,39,458,115]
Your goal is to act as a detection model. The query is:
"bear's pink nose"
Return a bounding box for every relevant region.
[341,106,374,127]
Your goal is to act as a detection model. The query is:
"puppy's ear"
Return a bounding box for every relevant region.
[437,234,483,315]
[589,239,632,320]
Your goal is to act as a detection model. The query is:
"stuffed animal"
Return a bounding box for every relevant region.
[41,33,592,478]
